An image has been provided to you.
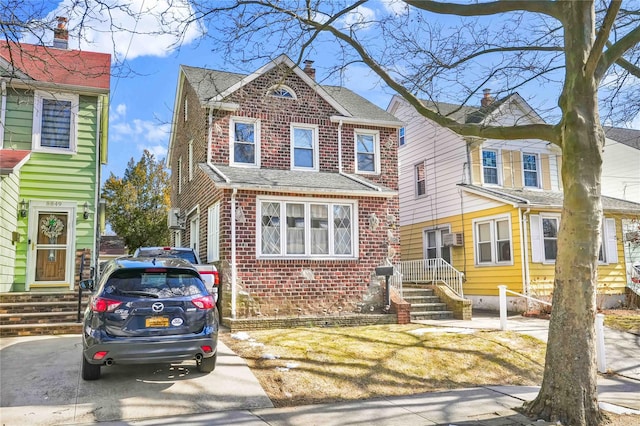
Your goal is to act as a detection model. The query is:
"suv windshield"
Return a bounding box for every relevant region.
[136,249,198,264]
[104,268,204,298]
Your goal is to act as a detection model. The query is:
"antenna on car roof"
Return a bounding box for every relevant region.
[152,258,156,265]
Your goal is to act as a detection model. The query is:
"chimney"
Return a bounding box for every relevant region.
[481,88,494,107]
[53,17,69,49]
[303,59,316,80]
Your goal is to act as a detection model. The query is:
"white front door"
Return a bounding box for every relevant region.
[26,201,76,290]
[424,227,451,263]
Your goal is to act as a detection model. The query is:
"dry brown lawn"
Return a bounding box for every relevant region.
[221,310,640,424]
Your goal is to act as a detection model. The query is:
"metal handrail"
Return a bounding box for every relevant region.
[393,258,464,298]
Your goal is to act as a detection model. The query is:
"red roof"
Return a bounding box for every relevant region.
[0,42,110,90]
[0,149,31,174]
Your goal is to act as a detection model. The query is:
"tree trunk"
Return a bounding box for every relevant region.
[524,2,605,425]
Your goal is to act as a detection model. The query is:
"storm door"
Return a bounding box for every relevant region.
[26,202,76,290]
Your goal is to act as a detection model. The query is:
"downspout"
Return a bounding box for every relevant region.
[520,206,531,309]
[1,80,6,147]
[93,95,104,273]
[231,188,237,319]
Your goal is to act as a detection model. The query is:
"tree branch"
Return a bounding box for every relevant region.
[403,0,563,20]
[597,23,640,80]
[585,0,621,77]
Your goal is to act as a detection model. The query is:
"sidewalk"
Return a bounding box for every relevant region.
[1,313,638,426]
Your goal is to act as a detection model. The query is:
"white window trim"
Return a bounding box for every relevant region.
[354,128,380,174]
[423,225,451,260]
[415,161,426,198]
[188,140,194,181]
[530,213,560,264]
[256,195,359,260]
[398,127,405,147]
[290,123,319,171]
[188,206,200,258]
[207,202,220,262]
[481,148,501,186]
[601,217,618,264]
[32,90,78,154]
[184,97,188,122]
[472,214,513,266]
[230,116,260,167]
[522,152,540,188]
[267,84,297,99]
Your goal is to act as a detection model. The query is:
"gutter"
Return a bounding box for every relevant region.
[0,80,5,148]
[231,188,237,319]
[520,206,531,309]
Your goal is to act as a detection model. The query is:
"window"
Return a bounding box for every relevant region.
[474,216,512,265]
[530,215,618,264]
[258,198,356,258]
[415,162,426,197]
[184,97,188,122]
[268,85,296,99]
[355,129,380,174]
[230,117,259,166]
[482,149,499,184]
[32,91,78,153]
[207,202,220,262]
[291,124,318,170]
[523,153,539,188]
[398,127,405,146]
[530,214,560,263]
[424,228,451,264]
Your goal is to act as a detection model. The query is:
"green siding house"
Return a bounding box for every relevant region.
[0,21,111,292]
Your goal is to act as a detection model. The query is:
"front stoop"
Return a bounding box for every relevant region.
[402,286,454,321]
[0,292,88,337]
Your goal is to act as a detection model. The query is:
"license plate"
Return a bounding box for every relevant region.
[145,316,169,327]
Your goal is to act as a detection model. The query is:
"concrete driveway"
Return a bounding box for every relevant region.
[0,334,273,425]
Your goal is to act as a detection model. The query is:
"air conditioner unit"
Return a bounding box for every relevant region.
[168,208,182,229]
[443,232,464,247]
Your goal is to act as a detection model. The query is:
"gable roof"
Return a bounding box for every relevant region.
[179,55,401,126]
[0,41,110,93]
[0,149,31,175]
[459,184,640,213]
[604,126,640,150]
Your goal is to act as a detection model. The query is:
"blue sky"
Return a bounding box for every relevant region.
[26,0,400,181]
[28,0,640,182]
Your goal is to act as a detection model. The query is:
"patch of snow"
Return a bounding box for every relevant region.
[261,353,280,360]
[231,332,251,341]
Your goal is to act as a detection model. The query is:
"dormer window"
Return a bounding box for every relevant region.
[267,85,297,99]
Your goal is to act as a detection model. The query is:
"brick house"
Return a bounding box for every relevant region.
[167,55,402,322]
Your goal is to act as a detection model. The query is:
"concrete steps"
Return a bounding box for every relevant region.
[402,286,454,321]
[0,291,88,337]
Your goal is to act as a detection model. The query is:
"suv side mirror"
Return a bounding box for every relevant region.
[79,279,95,291]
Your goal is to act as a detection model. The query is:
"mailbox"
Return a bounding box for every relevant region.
[375,266,394,277]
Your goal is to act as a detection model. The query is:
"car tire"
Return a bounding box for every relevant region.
[82,354,101,380]
[197,353,217,373]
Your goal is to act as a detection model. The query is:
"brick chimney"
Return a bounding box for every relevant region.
[53,17,69,49]
[481,88,494,107]
[303,59,316,80]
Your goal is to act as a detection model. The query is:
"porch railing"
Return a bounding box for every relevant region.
[392,258,464,298]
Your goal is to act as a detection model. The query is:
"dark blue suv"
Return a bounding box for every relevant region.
[80,257,219,380]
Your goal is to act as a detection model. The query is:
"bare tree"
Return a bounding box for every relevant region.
[3,1,639,424]
[180,1,639,425]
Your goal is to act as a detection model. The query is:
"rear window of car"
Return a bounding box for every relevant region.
[104,268,205,298]
[136,249,198,264]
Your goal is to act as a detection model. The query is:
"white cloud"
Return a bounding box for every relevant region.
[342,6,377,31]
[137,143,168,159]
[23,0,204,61]
[380,0,409,16]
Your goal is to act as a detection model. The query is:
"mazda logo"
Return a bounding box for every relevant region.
[151,302,164,313]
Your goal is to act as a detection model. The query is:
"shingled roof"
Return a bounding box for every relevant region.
[0,41,110,91]
[459,184,640,213]
[604,126,640,150]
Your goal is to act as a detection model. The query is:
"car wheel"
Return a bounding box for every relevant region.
[81,354,101,380]
[197,353,217,373]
